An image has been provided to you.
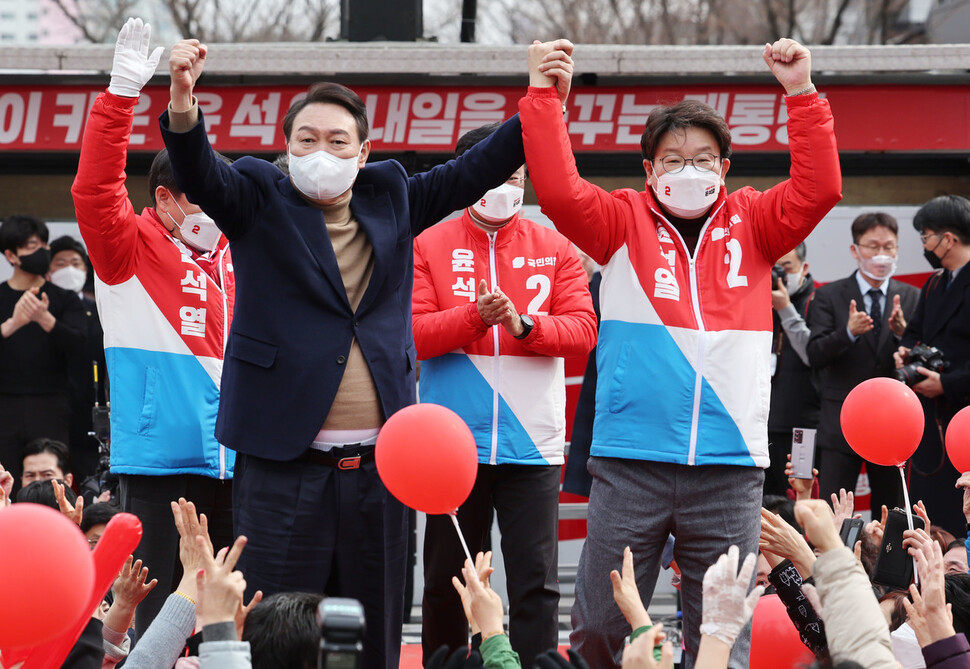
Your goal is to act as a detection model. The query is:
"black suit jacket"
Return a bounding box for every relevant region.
[807,271,920,452]
[160,110,526,461]
[902,266,970,420]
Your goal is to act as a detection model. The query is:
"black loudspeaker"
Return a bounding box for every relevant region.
[341,0,423,42]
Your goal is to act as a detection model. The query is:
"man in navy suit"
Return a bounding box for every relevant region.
[898,195,970,537]
[159,39,573,669]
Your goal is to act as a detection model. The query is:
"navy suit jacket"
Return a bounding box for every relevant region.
[159,110,525,461]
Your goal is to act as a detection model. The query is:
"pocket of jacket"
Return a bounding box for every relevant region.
[230,333,278,369]
[137,366,158,436]
[607,342,630,414]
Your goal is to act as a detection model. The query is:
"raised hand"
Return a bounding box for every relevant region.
[784,453,817,501]
[700,546,763,647]
[169,39,207,110]
[830,488,860,532]
[527,39,575,106]
[102,555,158,633]
[621,624,674,669]
[762,38,813,95]
[235,590,263,641]
[611,546,651,630]
[847,299,873,336]
[450,550,494,633]
[902,533,954,647]
[0,463,12,508]
[889,294,907,336]
[759,509,816,578]
[170,497,214,603]
[109,17,164,98]
[457,558,504,639]
[52,479,83,525]
[956,473,970,523]
[196,535,248,628]
[795,499,842,553]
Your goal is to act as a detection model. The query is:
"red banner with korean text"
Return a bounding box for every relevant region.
[0,83,966,153]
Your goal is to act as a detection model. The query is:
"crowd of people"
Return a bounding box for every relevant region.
[2,15,970,669]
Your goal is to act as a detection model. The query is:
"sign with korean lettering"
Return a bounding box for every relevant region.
[0,84,966,153]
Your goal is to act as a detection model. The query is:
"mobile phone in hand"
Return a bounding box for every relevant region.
[790,428,816,480]
[872,508,926,589]
[839,517,864,548]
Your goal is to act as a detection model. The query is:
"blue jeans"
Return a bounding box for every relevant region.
[570,457,763,669]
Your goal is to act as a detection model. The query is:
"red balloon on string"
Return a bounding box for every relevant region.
[946,406,970,473]
[376,403,478,515]
[840,377,924,467]
[749,594,814,668]
[0,504,94,648]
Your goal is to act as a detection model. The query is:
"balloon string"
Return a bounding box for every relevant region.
[899,465,919,587]
[449,511,473,565]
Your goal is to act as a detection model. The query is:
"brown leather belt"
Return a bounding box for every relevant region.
[304,444,375,470]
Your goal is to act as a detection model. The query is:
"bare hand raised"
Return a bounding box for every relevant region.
[169,39,207,109]
[762,38,813,95]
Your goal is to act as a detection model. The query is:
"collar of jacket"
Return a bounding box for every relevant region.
[460,209,523,248]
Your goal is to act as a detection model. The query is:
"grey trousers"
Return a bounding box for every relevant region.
[570,457,763,669]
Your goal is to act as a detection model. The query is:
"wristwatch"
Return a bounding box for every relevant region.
[514,314,534,340]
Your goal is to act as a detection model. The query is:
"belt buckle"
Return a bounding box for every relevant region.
[337,455,361,470]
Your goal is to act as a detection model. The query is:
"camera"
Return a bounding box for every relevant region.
[771,264,786,287]
[893,343,949,387]
[318,597,365,669]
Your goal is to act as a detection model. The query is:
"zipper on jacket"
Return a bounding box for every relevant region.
[488,232,500,466]
[650,201,726,465]
[218,247,229,480]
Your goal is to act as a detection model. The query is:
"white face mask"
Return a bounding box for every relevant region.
[50,266,86,293]
[472,183,524,224]
[168,200,222,254]
[785,271,803,295]
[288,148,361,201]
[856,250,897,282]
[652,165,721,219]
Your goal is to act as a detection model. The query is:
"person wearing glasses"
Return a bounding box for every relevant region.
[521,38,841,668]
[412,123,596,668]
[807,212,918,516]
[896,196,970,536]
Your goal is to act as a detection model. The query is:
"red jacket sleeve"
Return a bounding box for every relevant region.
[739,92,843,264]
[519,86,635,266]
[412,235,489,360]
[70,92,142,286]
[518,239,597,358]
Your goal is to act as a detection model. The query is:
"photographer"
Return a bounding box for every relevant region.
[896,195,970,536]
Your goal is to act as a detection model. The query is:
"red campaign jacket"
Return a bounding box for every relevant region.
[71,91,235,478]
[519,85,842,468]
[413,211,596,465]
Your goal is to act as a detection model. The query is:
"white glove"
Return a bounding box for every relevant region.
[699,545,764,647]
[108,17,164,98]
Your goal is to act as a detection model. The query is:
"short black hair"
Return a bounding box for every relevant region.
[80,501,121,534]
[283,83,369,143]
[0,214,49,254]
[16,479,75,508]
[455,122,501,157]
[640,100,733,162]
[21,438,72,476]
[149,148,232,206]
[913,195,970,244]
[242,592,323,669]
[945,573,970,636]
[850,212,898,244]
[49,235,89,264]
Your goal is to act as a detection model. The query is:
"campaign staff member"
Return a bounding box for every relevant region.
[72,18,235,633]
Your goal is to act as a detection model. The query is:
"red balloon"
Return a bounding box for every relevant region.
[840,377,924,467]
[750,594,814,668]
[22,513,144,669]
[0,504,94,648]
[376,403,478,514]
[946,406,970,473]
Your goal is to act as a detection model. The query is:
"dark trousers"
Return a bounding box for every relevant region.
[119,473,234,638]
[422,463,561,669]
[0,393,69,495]
[233,451,408,669]
[817,448,903,515]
